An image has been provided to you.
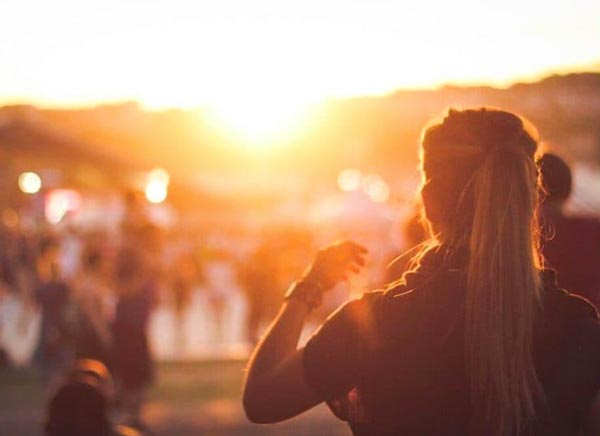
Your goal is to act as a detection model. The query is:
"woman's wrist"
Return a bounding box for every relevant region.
[282,297,313,317]
[284,279,324,311]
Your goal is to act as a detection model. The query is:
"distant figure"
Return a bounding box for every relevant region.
[59,225,83,281]
[240,228,311,346]
[170,251,198,357]
[538,153,600,307]
[32,236,74,387]
[202,248,239,350]
[74,248,113,366]
[0,255,12,368]
[240,241,285,346]
[112,248,158,430]
[44,359,141,436]
[113,202,162,428]
[0,284,9,368]
[121,191,151,239]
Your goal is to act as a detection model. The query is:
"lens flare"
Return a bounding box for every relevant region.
[145,168,170,203]
[18,172,42,194]
[338,169,362,192]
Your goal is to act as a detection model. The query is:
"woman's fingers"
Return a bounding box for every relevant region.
[332,241,367,261]
[306,241,368,288]
[337,241,368,256]
[330,241,367,274]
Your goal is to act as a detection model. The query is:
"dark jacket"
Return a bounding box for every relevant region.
[304,246,600,436]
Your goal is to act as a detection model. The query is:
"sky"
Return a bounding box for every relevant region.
[1,0,599,111]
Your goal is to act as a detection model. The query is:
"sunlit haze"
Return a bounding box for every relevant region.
[2,0,599,136]
[3,4,600,429]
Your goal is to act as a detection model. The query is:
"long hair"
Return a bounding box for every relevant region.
[417,108,544,435]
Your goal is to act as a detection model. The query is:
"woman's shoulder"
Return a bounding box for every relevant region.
[308,290,387,352]
[331,290,385,328]
[540,270,600,361]
[538,271,600,402]
[541,269,599,323]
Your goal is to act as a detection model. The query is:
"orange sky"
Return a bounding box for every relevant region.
[2,0,599,112]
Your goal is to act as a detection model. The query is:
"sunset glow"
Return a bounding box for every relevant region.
[3,1,599,108]
[204,94,318,144]
[1,0,599,145]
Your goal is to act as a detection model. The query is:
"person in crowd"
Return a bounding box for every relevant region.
[243,108,600,436]
[241,229,313,346]
[240,239,288,346]
[31,235,75,388]
[538,152,600,307]
[121,191,151,238]
[2,227,38,298]
[44,358,142,436]
[112,247,158,430]
[59,224,83,282]
[0,233,13,367]
[73,247,114,366]
[201,247,240,351]
[0,275,10,368]
[170,250,199,357]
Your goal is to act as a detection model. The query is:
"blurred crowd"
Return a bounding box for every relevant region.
[0,189,401,432]
[0,150,599,436]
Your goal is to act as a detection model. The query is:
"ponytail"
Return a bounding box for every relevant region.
[419,108,544,435]
[465,146,542,435]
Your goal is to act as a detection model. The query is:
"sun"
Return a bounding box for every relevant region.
[204,94,318,146]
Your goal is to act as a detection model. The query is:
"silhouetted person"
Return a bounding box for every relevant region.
[202,247,239,351]
[113,248,158,430]
[113,201,161,429]
[44,359,141,436]
[170,251,198,357]
[32,236,74,387]
[74,249,113,366]
[244,109,600,436]
[538,153,600,307]
[240,240,286,346]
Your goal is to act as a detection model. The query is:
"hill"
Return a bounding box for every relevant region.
[1,72,599,190]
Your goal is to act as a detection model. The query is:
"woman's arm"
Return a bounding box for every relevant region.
[242,241,367,423]
[243,298,319,423]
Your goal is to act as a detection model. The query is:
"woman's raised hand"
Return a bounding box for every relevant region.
[302,241,368,291]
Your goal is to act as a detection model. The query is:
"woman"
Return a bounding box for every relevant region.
[243,108,600,435]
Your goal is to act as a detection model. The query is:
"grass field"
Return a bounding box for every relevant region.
[0,360,350,436]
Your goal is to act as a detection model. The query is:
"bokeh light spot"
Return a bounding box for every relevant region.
[338,169,362,192]
[18,172,42,194]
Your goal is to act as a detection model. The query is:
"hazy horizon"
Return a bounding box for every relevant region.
[3,0,600,110]
[2,65,599,112]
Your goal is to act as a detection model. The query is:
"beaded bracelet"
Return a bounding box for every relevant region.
[284,279,325,310]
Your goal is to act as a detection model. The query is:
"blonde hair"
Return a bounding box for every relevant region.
[417,108,544,435]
